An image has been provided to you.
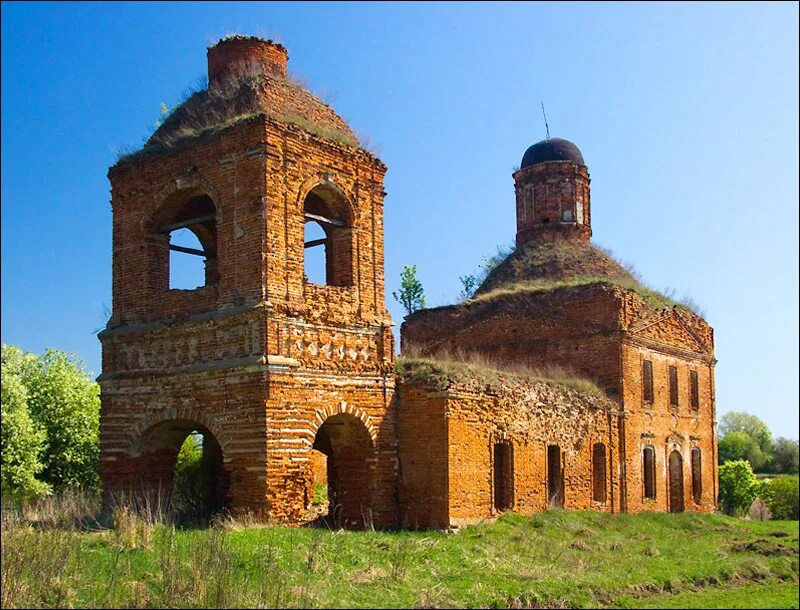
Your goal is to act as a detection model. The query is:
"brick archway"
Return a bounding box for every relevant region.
[302,402,378,448]
[127,407,232,457]
[110,410,232,518]
[308,407,377,528]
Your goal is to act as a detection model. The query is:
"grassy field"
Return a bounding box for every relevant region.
[1,508,797,609]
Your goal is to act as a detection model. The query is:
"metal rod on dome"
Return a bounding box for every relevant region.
[541,102,550,140]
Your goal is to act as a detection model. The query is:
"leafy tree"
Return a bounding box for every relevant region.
[771,437,799,474]
[1,345,100,493]
[392,265,426,315]
[719,412,775,458]
[759,475,799,520]
[718,459,758,516]
[1,358,51,502]
[718,430,770,472]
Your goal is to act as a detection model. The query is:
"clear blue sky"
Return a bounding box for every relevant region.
[2,2,797,438]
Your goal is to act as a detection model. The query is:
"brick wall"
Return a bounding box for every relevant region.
[396,377,621,529]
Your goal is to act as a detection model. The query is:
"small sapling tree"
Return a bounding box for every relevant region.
[393,265,426,316]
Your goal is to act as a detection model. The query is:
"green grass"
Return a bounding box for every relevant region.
[619,581,799,609]
[2,510,797,608]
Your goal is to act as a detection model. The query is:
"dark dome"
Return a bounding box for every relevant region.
[520,137,585,169]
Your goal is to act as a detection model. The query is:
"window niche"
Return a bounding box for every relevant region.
[643,446,656,499]
[592,443,607,503]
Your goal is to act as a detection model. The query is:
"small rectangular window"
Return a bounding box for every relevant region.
[690,370,699,410]
[669,366,679,407]
[642,360,654,403]
[691,447,702,504]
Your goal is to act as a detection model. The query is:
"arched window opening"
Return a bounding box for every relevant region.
[592,443,607,503]
[669,449,685,513]
[493,442,514,511]
[303,220,327,285]
[547,445,564,508]
[310,413,374,528]
[643,446,656,499]
[302,184,353,287]
[169,229,206,289]
[155,194,218,290]
[691,447,702,504]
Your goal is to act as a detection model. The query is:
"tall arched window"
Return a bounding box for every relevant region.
[302,184,353,287]
[643,446,656,499]
[691,447,702,504]
[592,443,607,503]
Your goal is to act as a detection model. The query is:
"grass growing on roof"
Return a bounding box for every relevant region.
[396,352,603,396]
[471,274,693,312]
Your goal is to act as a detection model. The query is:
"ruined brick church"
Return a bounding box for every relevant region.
[99,37,718,529]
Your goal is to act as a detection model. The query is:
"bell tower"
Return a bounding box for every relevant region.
[99,37,398,528]
[514,137,591,246]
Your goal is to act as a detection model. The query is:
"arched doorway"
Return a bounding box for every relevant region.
[311,413,375,528]
[135,419,229,522]
[668,449,685,513]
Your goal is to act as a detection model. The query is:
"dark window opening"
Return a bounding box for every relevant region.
[592,443,607,503]
[493,442,514,511]
[642,360,654,403]
[690,370,699,410]
[302,184,353,287]
[669,366,679,407]
[691,447,702,504]
[547,445,564,508]
[643,446,656,499]
[155,194,218,291]
[669,449,685,513]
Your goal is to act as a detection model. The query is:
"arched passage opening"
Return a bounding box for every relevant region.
[302,184,353,287]
[135,418,229,523]
[310,413,375,528]
[668,449,685,513]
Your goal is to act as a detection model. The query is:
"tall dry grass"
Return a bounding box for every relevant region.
[0,491,316,609]
[396,345,602,396]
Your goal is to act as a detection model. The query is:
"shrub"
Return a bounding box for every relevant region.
[759,476,799,520]
[718,460,758,516]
